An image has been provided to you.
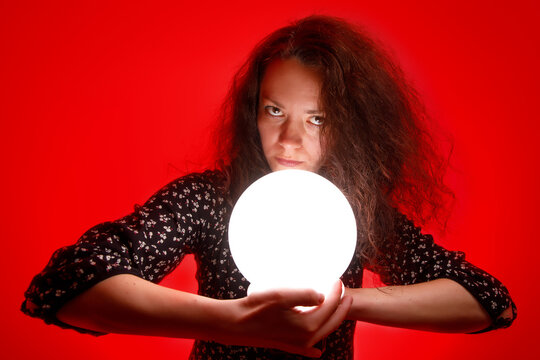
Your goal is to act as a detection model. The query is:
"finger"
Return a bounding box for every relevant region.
[248,288,324,309]
[278,288,325,308]
[307,280,344,323]
[308,295,353,347]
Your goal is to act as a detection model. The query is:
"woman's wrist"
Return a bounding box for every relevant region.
[343,286,376,322]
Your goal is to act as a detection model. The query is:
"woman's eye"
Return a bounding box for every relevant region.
[308,116,324,126]
[265,106,283,116]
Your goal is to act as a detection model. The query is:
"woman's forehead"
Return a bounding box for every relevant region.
[259,59,322,106]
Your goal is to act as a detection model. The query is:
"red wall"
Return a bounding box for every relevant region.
[2,1,538,358]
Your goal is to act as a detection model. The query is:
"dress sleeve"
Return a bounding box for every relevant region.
[21,171,225,334]
[373,215,516,332]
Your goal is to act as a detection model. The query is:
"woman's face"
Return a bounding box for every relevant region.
[257,58,324,173]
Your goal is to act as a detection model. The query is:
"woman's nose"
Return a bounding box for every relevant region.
[278,118,303,149]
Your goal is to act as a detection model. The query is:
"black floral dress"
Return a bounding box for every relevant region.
[21,171,516,359]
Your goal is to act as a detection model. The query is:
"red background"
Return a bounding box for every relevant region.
[2,1,538,359]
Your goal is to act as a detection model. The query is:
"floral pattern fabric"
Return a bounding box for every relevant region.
[21,171,516,359]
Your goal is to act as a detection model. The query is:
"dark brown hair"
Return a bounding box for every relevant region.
[215,15,454,270]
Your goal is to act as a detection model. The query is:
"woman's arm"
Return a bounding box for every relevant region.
[364,216,517,332]
[22,172,229,332]
[345,278,497,333]
[56,274,352,358]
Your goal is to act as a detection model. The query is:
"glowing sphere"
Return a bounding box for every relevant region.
[228,169,357,296]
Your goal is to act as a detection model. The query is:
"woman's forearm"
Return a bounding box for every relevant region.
[345,278,493,333]
[56,274,352,358]
[56,274,234,339]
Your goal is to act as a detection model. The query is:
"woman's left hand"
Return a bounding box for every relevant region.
[221,280,352,357]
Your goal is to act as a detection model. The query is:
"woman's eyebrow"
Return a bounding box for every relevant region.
[261,97,322,114]
[261,97,285,109]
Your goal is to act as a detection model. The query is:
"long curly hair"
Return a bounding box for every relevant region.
[215,15,454,270]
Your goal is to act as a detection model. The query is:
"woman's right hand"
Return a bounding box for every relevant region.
[222,280,352,358]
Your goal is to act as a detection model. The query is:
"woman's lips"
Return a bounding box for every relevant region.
[276,157,303,167]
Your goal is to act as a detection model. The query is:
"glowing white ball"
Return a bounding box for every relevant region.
[228,169,357,296]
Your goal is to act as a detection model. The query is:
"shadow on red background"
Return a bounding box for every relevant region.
[1,1,538,359]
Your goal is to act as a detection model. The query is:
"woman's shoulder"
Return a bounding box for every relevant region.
[147,169,229,206]
[165,169,227,191]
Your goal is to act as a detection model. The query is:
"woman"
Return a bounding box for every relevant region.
[22,15,516,359]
